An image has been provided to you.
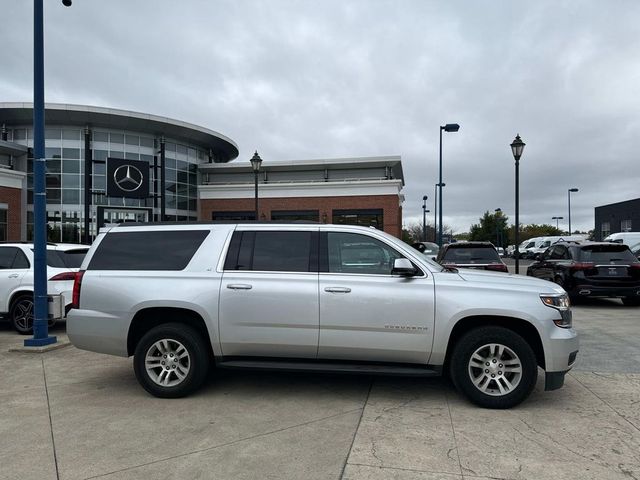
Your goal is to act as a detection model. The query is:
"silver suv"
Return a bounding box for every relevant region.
[67,223,579,409]
[0,243,88,334]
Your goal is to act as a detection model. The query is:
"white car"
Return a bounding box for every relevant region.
[0,243,89,334]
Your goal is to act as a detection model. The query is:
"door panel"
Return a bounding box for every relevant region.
[219,272,319,358]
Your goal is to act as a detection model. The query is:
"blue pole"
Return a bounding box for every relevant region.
[25,0,56,347]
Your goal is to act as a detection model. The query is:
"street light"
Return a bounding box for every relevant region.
[510,134,525,274]
[494,208,502,247]
[434,182,445,243]
[438,123,460,247]
[25,0,71,348]
[422,195,429,242]
[552,216,563,230]
[250,151,262,220]
[568,188,579,234]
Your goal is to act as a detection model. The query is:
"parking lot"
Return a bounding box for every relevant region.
[2,297,639,480]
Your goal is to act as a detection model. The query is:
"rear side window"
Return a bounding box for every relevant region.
[578,245,637,264]
[224,231,315,272]
[442,247,500,263]
[88,230,209,270]
[0,247,29,269]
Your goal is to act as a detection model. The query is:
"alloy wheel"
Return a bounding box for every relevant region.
[144,339,191,387]
[468,343,522,396]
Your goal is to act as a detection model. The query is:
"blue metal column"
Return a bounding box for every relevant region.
[25,0,56,347]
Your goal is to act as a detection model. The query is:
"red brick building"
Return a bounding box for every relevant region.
[199,156,404,237]
[0,167,27,242]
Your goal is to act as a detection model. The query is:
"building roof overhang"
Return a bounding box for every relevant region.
[0,102,239,162]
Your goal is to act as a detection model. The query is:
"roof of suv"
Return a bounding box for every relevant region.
[443,242,496,249]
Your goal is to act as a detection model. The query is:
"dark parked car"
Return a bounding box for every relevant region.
[527,241,640,305]
[436,242,508,273]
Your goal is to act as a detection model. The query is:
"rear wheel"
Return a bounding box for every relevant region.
[450,326,538,409]
[133,323,209,398]
[10,295,34,335]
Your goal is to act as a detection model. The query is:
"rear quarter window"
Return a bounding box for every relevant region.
[88,230,210,271]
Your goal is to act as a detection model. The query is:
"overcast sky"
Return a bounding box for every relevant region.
[2,0,639,233]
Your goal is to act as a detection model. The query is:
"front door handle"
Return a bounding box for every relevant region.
[324,287,351,293]
[226,284,252,290]
[8,274,19,278]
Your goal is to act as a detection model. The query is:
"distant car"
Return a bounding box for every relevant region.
[496,247,505,257]
[436,242,509,273]
[411,241,439,258]
[527,241,640,305]
[631,242,640,261]
[604,232,640,246]
[0,243,89,334]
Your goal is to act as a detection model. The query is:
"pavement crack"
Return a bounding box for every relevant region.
[444,390,464,476]
[339,378,373,479]
[84,407,362,480]
[42,358,60,480]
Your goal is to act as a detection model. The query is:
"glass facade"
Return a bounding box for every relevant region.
[9,126,206,243]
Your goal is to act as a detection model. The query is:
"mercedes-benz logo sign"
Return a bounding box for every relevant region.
[113,165,144,192]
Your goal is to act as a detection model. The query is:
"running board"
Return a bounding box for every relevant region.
[215,359,441,377]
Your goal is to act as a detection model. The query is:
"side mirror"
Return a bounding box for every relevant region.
[392,258,417,276]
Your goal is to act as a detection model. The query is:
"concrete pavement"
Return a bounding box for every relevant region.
[1,301,639,480]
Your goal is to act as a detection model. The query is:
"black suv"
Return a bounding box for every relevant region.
[436,242,508,273]
[527,241,640,305]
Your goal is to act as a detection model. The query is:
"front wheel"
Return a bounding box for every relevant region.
[133,323,210,398]
[450,326,538,409]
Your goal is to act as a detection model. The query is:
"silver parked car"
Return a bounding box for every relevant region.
[67,223,578,409]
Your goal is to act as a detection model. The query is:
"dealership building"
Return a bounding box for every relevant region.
[594,197,640,241]
[0,103,404,243]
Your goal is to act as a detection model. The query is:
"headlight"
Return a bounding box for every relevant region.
[540,293,572,328]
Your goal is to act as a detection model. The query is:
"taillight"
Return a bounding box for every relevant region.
[49,272,77,281]
[71,271,85,309]
[571,262,595,271]
[486,263,509,272]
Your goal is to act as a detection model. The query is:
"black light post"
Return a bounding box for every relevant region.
[494,208,502,247]
[510,134,525,274]
[422,195,429,241]
[552,216,563,230]
[25,0,71,348]
[568,188,578,234]
[438,123,460,247]
[250,151,262,220]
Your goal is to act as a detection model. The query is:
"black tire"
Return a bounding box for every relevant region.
[10,294,34,335]
[133,323,210,398]
[622,297,640,306]
[449,326,538,409]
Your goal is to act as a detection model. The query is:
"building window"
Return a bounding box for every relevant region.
[270,210,319,222]
[601,222,610,239]
[0,208,7,241]
[332,209,383,230]
[621,219,632,232]
[212,211,256,221]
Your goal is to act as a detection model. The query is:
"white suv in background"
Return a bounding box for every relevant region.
[0,243,89,334]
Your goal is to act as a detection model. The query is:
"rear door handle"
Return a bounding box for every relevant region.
[226,284,252,290]
[324,287,351,293]
[8,274,19,278]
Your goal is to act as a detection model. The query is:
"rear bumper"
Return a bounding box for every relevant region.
[572,284,640,298]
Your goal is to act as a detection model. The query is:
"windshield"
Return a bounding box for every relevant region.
[442,247,500,263]
[578,245,637,263]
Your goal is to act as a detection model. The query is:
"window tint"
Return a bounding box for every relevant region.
[88,230,209,270]
[41,249,88,268]
[225,231,312,272]
[327,232,403,275]
[578,245,637,263]
[442,246,500,263]
[0,247,29,269]
[549,246,567,260]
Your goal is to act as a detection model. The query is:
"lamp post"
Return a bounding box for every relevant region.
[510,134,525,274]
[434,182,445,243]
[422,195,429,242]
[250,151,262,220]
[25,0,71,347]
[494,208,502,247]
[438,123,460,247]
[552,216,563,230]
[568,188,578,234]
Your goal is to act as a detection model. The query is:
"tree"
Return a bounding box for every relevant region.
[402,221,436,243]
[506,223,562,245]
[468,211,509,247]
